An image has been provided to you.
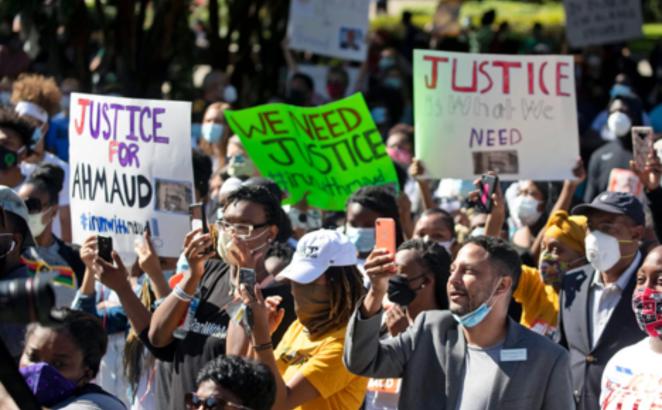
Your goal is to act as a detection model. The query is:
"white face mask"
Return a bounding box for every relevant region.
[424,235,453,254]
[469,226,485,237]
[585,230,622,272]
[27,209,52,237]
[607,111,632,138]
[513,195,543,227]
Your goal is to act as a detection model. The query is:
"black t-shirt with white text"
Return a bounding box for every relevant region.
[152,259,233,410]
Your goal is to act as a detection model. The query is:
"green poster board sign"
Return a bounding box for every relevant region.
[225,93,399,210]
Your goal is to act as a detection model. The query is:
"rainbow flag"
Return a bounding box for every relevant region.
[20,256,78,289]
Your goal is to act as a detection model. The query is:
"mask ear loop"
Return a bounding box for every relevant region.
[486,277,506,306]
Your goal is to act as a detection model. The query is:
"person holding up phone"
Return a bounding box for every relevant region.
[476,170,589,338]
[73,231,171,407]
[147,185,280,410]
[362,239,451,410]
[233,229,368,410]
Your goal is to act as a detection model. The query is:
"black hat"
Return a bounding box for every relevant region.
[571,191,644,226]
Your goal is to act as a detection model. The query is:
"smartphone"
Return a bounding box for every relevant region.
[631,126,654,171]
[375,218,396,256]
[239,268,257,300]
[188,203,208,233]
[477,174,499,213]
[97,236,113,263]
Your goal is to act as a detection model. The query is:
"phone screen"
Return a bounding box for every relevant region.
[239,268,256,300]
[480,182,490,207]
[97,236,113,263]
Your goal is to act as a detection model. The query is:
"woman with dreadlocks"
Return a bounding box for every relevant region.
[232,229,368,410]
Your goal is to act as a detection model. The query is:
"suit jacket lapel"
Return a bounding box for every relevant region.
[446,325,466,407]
[488,319,524,407]
[564,265,592,353]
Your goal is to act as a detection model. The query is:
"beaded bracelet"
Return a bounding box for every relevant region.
[172,284,194,302]
[253,342,273,352]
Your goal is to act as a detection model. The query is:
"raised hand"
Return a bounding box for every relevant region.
[80,235,99,270]
[630,151,662,191]
[135,229,162,278]
[364,248,398,294]
[93,251,130,293]
[183,228,214,279]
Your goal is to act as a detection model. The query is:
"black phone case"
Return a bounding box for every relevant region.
[98,236,113,262]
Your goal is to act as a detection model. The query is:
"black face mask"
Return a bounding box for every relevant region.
[387,274,424,306]
[0,145,19,171]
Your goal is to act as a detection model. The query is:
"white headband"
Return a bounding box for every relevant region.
[15,101,48,124]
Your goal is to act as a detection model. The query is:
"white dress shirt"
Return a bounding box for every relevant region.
[589,251,641,347]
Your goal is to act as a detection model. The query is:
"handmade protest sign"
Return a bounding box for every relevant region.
[414,50,579,180]
[68,93,194,261]
[225,94,398,210]
[563,0,643,48]
[287,0,370,62]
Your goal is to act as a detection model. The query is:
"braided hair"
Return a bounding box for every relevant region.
[324,265,366,332]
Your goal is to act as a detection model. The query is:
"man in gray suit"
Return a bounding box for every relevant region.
[344,236,574,409]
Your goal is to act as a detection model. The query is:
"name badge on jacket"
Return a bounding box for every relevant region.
[500,348,527,362]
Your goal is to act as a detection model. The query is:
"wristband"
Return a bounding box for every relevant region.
[253,342,273,352]
[172,285,194,302]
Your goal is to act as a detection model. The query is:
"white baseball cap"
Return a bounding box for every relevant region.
[276,229,358,284]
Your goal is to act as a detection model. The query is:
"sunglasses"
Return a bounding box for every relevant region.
[185,393,252,410]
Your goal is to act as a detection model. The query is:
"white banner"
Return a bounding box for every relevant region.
[563,0,643,48]
[287,0,370,62]
[69,93,194,261]
[414,50,579,181]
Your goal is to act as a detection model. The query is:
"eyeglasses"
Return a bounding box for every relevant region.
[216,220,270,239]
[185,392,252,410]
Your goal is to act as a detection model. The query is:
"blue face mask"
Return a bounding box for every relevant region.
[384,77,402,90]
[344,225,375,254]
[201,123,223,144]
[452,280,501,328]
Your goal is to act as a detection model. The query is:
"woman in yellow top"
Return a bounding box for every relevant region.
[513,210,588,337]
[236,229,368,410]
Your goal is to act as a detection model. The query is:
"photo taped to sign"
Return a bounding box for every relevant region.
[414,50,579,181]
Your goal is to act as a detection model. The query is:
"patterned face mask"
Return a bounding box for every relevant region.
[632,287,662,339]
[538,252,585,288]
[20,362,78,406]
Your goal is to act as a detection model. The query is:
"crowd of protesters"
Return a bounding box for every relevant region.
[0,6,662,410]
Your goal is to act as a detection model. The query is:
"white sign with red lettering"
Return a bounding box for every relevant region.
[413,50,579,180]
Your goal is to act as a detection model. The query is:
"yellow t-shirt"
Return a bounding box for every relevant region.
[513,265,560,337]
[274,320,368,410]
